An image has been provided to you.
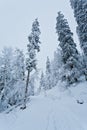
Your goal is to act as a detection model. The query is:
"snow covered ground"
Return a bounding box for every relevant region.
[0,81,87,130]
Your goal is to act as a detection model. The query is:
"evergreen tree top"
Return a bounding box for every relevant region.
[28,18,41,52]
[32,18,41,35]
[56,12,73,36]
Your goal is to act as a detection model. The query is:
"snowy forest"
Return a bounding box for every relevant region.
[0,0,87,113]
[0,0,87,130]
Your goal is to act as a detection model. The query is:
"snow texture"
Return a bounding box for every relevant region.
[0,81,87,130]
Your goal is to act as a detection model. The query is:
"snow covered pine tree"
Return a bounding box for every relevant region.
[39,72,46,93]
[45,57,52,89]
[70,0,87,80]
[0,48,26,111]
[51,48,63,86]
[22,18,41,109]
[9,49,25,106]
[13,49,25,82]
[56,12,81,84]
[0,47,13,110]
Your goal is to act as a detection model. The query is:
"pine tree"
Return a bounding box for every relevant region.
[13,49,25,81]
[45,57,52,89]
[30,18,41,52]
[56,12,81,84]
[70,0,87,80]
[0,48,26,110]
[22,19,41,109]
[7,49,26,106]
[0,47,13,109]
[51,48,63,86]
[39,72,46,92]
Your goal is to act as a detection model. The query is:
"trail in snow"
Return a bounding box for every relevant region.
[0,82,87,130]
[45,89,86,130]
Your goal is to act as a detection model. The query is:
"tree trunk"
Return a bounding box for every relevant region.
[21,70,30,109]
[84,68,87,81]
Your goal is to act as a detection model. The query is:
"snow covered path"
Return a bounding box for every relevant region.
[0,83,87,130]
[45,94,86,130]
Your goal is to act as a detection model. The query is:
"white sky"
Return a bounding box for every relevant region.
[0,0,80,70]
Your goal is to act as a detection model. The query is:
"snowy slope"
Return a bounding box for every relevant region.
[0,81,87,130]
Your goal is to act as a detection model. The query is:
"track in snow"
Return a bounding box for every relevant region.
[0,89,87,130]
[45,94,85,130]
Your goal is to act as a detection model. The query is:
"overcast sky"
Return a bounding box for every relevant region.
[0,0,80,70]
